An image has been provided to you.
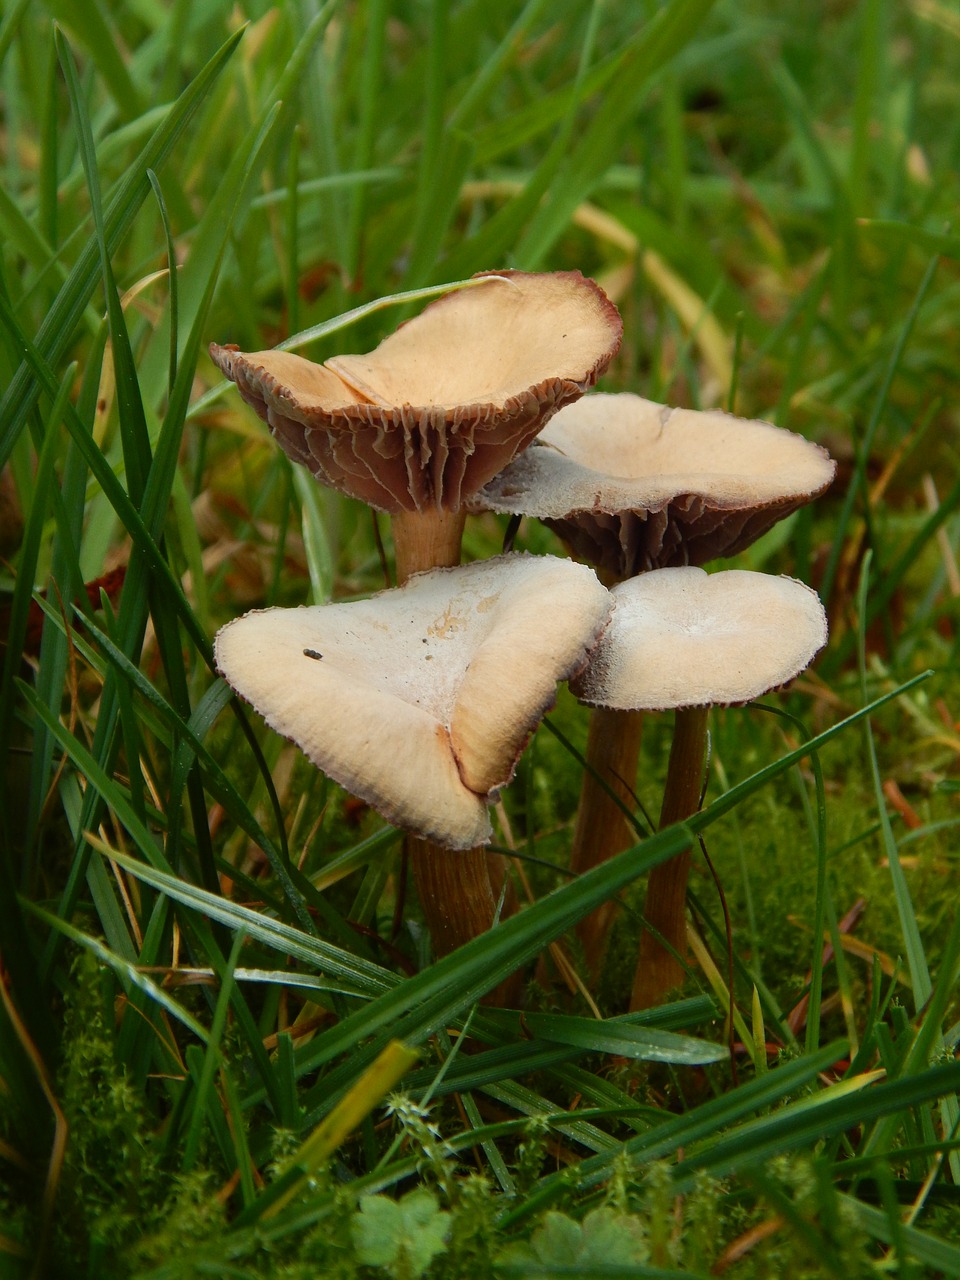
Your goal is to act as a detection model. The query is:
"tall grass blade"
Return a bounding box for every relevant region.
[0,26,244,468]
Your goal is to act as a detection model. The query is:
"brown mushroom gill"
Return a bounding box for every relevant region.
[210,271,623,524]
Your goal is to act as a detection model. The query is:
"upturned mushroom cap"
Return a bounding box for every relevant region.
[210,271,622,515]
[571,566,827,710]
[471,393,836,577]
[215,554,611,849]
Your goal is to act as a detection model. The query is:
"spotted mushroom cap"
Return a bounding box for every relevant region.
[571,566,828,711]
[215,554,611,849]
[471,393,836,577]
[210,271,622,515]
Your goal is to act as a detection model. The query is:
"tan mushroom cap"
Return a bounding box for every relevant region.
[215,554,610,850]
[210,271,622,516]
[471,393,836,576]
[571,567,827,711]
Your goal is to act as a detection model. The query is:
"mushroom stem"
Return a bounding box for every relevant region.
[405,788,519,995]
[392,508,467,584]
[408,836,516,954]
[408,836,519,1004]
[569,706,644,977]
[631,703,709,1010]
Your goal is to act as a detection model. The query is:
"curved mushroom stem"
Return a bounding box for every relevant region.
[392,508,467,584]
[631,704,709,1010]
[569,706,644,978]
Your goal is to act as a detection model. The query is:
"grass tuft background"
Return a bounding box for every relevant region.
[2,0,960,1275]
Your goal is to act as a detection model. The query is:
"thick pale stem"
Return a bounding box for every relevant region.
[392,507,467,585]
[631,704,709,1010]
[569,706,644,977]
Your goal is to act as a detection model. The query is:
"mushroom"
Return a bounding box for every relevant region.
[210,271,623,582]
[570,566,828,1008]
[471,392,836,578]
[471,393,835,977]
[215,553,611,957]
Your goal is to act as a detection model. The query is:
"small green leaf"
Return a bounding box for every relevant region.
[352,1188,450,1278]
[500,1207,647,1268]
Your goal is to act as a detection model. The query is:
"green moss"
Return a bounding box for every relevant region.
[49,953,169,1271]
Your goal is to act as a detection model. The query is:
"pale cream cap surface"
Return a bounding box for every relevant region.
[571,566,828,710]
[215,554,611,848]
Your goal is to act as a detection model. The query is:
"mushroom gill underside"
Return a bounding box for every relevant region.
[541,494,805,578]
[216,354,586,514]
[209,269,623,515]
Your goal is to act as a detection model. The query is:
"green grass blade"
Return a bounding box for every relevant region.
[856,555,931,1011]
[0,25,244,469]
[517,1013,727,1065]
[848,0,884,207]
[674,1062,960,1190]
[515,0,718,268]
[147,169,179,395]
[819,252,939,611]
[504,1043,845,1227]
[0,0,31,68]
[844,1196,960,1278]
[57,26,153,503]
[345,0,388,279]
[98,849,397,1000]
[446,0,552,132]
[0,365,73,782]
[26,900,210,1045]
[181,931,242,1172]
[48,2,145,119]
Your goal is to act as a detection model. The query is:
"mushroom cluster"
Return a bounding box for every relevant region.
[212,271,834,1008]
[212,271,623,960]
[469,392,835,993]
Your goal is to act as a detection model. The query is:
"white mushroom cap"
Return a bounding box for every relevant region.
[571,567,827,711]
[210,271,622,515]
[215,554,611,849]
[471,393,836,576]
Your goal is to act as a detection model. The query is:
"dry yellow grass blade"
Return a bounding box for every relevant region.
[264,1039,419,1218]
[686,923,752,1054]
